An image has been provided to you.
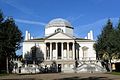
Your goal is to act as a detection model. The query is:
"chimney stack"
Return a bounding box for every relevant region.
[85,30,94,40]
[25,30,32,40]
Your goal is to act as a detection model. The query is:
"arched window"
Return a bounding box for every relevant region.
[82,46,89,59]
[55,28,63,33]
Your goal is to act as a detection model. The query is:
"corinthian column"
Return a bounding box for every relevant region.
[67,42,69,59]
[72,42,75,60]
[44,43,46,60]
[61,42,63,59]
[50,42,52,60]
[56,42,58,60]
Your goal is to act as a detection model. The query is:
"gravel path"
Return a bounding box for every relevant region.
[0,73,120,80]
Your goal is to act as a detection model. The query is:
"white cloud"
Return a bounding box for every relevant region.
[15,19,46,26]
[2,0,36,16]
[78,17,119,28]
[66,15,84,23]
[74,17,119,39]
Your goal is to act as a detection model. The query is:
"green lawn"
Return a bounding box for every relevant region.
[111,72,120,75]
[0,73,9,76]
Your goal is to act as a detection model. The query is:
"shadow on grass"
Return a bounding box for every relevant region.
[0,78,35,80]
[54,76,112,80]
[0,73,9,76]
[109,72,120,75]
[0,78,43,80]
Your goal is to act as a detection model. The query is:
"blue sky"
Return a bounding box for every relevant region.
[0,0,120,55]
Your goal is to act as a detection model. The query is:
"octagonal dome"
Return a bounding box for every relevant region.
[45,18,74,37]
[46,18,73,29]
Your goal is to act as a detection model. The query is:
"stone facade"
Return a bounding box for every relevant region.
[23,18,98,73]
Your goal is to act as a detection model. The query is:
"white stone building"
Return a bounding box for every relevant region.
[22,18,102,73]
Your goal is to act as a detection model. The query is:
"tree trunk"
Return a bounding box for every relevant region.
[109,59,112,72]
[109,53,112,72]
[6,57,9,74]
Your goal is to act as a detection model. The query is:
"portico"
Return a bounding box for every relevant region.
[45,41,75,60]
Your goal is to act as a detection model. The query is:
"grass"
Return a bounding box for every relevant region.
[110,72,120,75]
[0,73,9,76]
[0,70,8,76]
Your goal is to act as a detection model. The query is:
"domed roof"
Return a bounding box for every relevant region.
[46,18,73,29]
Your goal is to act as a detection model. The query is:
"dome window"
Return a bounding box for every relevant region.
[55,28,63,33]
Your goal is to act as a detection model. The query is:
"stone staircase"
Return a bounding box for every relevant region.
[75,60,107,73]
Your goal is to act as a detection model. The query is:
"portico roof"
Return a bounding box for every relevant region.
[44,31,75,40]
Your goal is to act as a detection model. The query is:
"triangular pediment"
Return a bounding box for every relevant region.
[45,32,74,39]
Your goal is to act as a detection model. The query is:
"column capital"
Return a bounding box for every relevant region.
[45,42,50,44]
[72,42,75,44]
[57,42,63,44]
[55,42,58,44]
[61,42,64,44]
[67,42,70,44]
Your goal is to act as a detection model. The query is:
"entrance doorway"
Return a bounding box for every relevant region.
[58,64,61,72]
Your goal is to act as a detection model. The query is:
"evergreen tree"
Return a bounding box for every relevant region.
[0,11,23,73]
[94,19,115,72]
[114,18,120,58]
